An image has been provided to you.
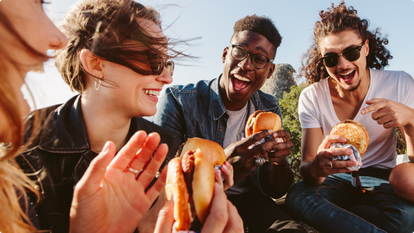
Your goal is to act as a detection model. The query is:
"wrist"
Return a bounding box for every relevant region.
[270,158,287,166]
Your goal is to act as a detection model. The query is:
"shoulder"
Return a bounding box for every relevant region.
[165,80,212,96]
[371,69,413,81]
[300,79,328,101]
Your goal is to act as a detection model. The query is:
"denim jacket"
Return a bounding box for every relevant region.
[16,95,180,233]
[154,75,282,197]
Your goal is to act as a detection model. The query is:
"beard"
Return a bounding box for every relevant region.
[333,77,362,98]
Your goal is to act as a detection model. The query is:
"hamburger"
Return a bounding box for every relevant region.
[165,138,226,231]
[329,120,370,171]
[330,119,369,156]
[245,110,282,137]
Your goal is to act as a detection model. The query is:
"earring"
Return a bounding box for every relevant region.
[95,78,102,90]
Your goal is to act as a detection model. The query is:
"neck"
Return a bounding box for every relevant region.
[330,68,370,102]
[81,93,131,153]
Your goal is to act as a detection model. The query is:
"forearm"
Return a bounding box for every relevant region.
[402,118,414,156]
[300,160,326,186]
[267,161,294,198]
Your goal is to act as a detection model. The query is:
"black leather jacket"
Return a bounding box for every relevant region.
[16,95,180,233]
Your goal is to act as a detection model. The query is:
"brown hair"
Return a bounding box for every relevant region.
[56,0,185,93]
[298,1,392,84]
[0,6,41,233]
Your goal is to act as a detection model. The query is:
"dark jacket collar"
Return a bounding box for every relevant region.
[39,95,90,153]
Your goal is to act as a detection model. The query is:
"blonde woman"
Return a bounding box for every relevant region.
[0,0,170,232]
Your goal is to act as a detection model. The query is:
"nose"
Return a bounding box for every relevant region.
[156,67,173,84]
[336,54,350,69]
[48,19,68,50]
[237,55,254,71]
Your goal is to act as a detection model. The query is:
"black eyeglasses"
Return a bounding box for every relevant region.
[229,44,273,69]
[319,44,364,68]
[148,55,175,76]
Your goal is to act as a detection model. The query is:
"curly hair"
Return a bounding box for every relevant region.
[232,14,282,56]
[56,0,186,93]
[298,1,393,84]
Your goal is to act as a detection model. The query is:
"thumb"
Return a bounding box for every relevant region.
[154,198,175,233]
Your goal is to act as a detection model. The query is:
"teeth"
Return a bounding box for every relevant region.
[234,74,251,82]
[143,89,160,96]
[339,70,354,76]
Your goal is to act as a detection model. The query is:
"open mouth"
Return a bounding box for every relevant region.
[232,74,251,91]
[143,89,160,98]
[338,70,355,82]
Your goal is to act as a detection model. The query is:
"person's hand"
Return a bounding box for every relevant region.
[309,135,357,178]
[215,161,234,190]
[267,130,293,166]
[361,98,414,129]
[154,183,244,233]
[69,131,168,233]
[226,129,291,182]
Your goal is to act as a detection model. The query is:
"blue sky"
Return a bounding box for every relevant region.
[25,0,414,108]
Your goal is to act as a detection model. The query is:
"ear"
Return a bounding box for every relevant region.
[267,63,275,79]
[80,49,104,79]
[364,39,369,57]
[222,47,228,63]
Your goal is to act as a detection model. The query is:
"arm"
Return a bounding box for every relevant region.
[361,98,414,155]
[153,89,186,144]
[266,130,294,198]
[225,129,294,198]
[300,128,356,186]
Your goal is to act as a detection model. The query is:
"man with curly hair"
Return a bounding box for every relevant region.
[155,15,307,232]
[285,2,414,232]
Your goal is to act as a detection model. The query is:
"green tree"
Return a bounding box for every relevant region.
[279,84,306,183]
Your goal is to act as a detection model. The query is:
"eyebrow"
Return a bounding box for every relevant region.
[323,44,361,56]
[237,42,270,57]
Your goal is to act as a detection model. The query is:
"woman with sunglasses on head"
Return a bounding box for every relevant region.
[0,0,172,232]
[14,0,185,232]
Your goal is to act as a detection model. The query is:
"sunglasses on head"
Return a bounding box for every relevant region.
[319,44,363,68]
[148,55,175,76]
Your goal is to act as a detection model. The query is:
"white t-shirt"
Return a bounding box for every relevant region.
[224,100,256,195]
[299,69,414,170]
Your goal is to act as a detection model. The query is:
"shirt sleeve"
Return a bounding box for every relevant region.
[298,86,322,129]
[400,72,414,109]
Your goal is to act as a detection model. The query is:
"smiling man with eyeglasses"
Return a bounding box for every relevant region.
[285,2,414,233]
[155,15,307,233]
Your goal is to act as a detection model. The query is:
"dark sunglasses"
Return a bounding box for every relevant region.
[229,44,273,69]
[319,44,363,68]
[149,55,175,76]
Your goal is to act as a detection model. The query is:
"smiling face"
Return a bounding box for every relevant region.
[319,30,369,92]
[97,19,172,118]
[220,31,275,111]
[0,0,67,141]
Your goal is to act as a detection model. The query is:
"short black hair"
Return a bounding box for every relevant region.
[232,15,282,53]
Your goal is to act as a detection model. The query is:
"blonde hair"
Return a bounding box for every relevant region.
[0,6,41,233]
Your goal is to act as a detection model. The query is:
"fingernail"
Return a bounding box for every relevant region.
[215,169,222,181]
[221,164,228,172]
[361,110,365,115]
[101,141,111,154]
[347,149,353,154]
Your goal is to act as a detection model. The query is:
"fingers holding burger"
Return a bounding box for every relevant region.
[165,138,226,231]
[329,119,370,171]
